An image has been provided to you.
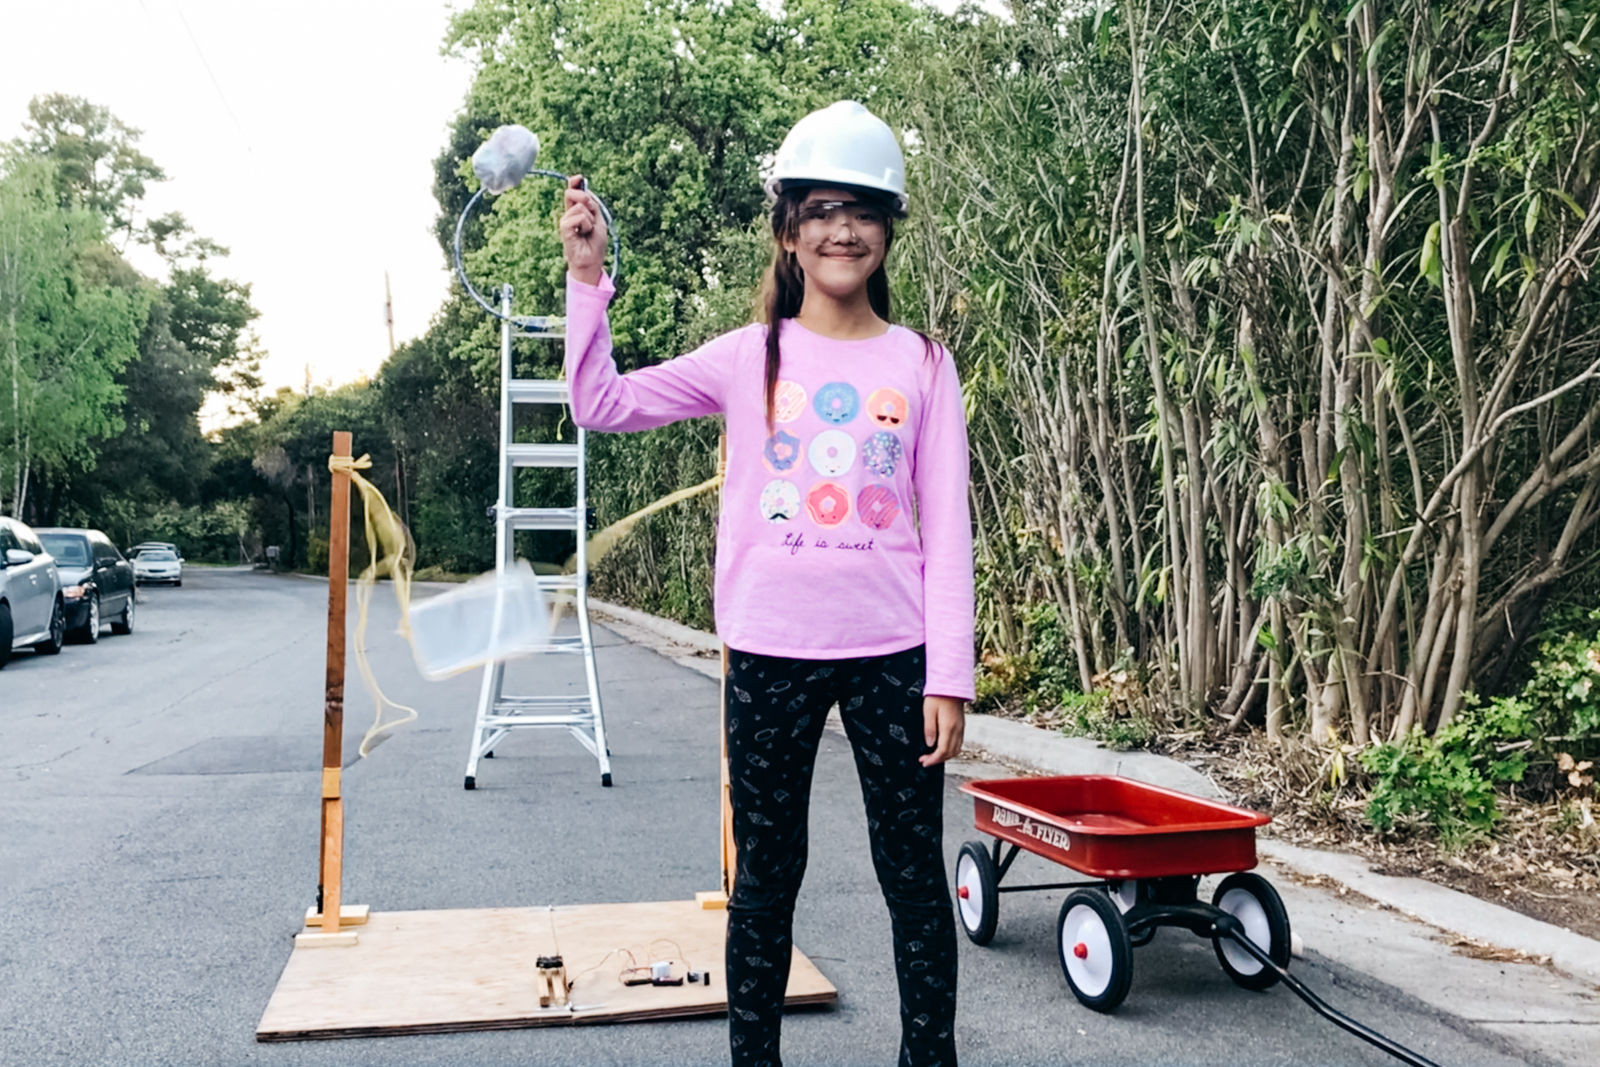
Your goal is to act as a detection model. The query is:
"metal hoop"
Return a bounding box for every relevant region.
[452,172,621,324]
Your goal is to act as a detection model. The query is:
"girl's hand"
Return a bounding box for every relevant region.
[560,174,606,286]
[920,695,966,767]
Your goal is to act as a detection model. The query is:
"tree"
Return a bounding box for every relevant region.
[892,0,1600,746]
[13,94,165,242]
[0,157,145,519]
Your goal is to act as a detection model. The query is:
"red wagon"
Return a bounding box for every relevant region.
[955,775,1291,1012]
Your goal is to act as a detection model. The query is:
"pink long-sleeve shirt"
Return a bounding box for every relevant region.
[565,273,976,700]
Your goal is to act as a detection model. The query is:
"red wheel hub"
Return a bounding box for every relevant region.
[1073,942,1089,959]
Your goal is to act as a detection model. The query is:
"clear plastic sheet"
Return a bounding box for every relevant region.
[407,560,553,680]
[471,125,540,194]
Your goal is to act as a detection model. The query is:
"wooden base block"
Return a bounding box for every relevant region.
[695,890,728,910]
[257,900,836,1041]
[304,904,371,927]
[293,931,360,949]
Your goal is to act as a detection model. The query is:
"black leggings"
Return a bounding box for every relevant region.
[724,645,958,1067]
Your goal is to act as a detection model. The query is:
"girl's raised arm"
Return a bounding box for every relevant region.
[560,174,726,431]
[564,274,728,432]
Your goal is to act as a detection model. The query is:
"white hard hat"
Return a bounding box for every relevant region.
[766,101,907,214]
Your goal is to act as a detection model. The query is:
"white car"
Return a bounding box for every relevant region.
[1,516,66,666]
[133,548,184,586]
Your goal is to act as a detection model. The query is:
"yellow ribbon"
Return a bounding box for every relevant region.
[548,472,724,625]
[328,453,419,757]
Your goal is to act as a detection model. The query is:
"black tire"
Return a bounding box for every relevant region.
[955,841,1000,945]
[1058,889,1133,1012]
[111,592,135,635]
[71,595,100,644]
[0,601,12,670]
[1212,872,1291,990]
[33,599,65,656]
[174,579,182,587]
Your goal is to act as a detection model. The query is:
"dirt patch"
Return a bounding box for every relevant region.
[1365,852,1600,942]
[1192,732,1600,943]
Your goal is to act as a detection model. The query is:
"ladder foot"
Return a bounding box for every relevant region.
[601,772,613,787]
[464,775,476,790]
[485,750,494,758]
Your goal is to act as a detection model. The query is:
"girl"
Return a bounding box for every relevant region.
[560,100,974,1067]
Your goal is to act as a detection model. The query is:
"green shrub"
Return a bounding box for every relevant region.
[1521,610,1600,747]
[1361,696,1533,844]
[1061,690,1155,751]
[1023,601,1078,695]
[307,535,329,575]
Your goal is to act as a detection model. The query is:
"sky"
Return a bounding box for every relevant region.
[0,0,476,418]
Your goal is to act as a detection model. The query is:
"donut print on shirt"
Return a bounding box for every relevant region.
[806,481,851,526]
[808,429,856,477]
[762,429,801,473]
[773,380,807,423]
[857,484,901,530]
[760,479,801,523]
[862,431,903,478]
[812,382,860,425]
[866,387,908,429]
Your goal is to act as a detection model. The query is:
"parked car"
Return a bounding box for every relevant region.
[35,528,136,643]
[127,541,179,558]
[133,548,183,586]
[0,516,65,668]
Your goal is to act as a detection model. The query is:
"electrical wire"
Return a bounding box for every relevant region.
[546,904,562,959]
[1214,917,1442,1067]
[172,3,254,153]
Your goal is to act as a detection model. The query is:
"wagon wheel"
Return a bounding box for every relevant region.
[1057,889,1133,1012]
[955,841,999,946]
[1212,872,1291,990]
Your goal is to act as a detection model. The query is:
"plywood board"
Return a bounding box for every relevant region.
[256,900,836,1041]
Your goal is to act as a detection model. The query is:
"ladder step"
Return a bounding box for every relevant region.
[496,695,591,708]
[511,315,566,338]
[507,443,580,468]
[507,378,569,405]
[501,506,582,531]
[482,713,596,728]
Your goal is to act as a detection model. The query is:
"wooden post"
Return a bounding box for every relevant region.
[321,431,351,934]
[298,431,362,946]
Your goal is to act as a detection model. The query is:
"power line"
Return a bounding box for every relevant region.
[171,2,254,154]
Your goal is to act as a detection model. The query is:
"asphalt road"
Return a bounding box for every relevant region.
[0,567,1549,1066]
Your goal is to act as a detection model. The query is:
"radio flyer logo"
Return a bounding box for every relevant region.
[991,804,1071,852]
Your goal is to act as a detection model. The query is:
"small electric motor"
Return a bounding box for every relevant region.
[536,954,569,1008]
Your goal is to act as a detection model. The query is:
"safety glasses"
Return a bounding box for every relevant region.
[797,199,888,237]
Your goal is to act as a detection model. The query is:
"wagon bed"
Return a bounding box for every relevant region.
[961,774,1271,880]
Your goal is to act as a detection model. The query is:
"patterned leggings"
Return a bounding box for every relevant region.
[724,644,958,1067]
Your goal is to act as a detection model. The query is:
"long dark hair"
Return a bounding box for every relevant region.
[756,185,933,429]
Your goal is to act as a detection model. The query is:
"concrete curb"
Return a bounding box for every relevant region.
[1258,838,1600,984]
[960,714,1223,799]
[590,599,721,655]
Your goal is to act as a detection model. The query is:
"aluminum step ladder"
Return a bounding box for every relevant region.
[465,284,612,790]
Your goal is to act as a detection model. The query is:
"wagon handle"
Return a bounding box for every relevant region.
[1211,915,1443,1067]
